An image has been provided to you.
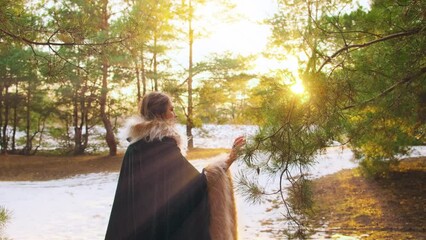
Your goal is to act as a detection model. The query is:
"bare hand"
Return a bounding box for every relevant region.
[227,136,246,166]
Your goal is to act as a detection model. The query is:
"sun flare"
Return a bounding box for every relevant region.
[290,80,305,94]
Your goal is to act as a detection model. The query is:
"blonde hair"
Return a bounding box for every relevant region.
[140,92,171,120]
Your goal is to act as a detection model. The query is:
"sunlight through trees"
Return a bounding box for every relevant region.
[1,0,425,237]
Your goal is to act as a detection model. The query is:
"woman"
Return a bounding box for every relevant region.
[105,92,245,240]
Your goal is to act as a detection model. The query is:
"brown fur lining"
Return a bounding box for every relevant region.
[204,155,238,240]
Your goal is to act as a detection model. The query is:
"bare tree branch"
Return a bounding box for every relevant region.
[47,44,89,74]
[0,28,129,46]
[317,28,423,72]
[343,66,426,110]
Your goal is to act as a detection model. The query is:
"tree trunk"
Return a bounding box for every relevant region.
[141,46,147,97]
[135,57,141,102]
[11,86,18,153]
[73,54,85,155]
[100,59,117,156]
[83,84,91,151]
[1,85,9,154]
[83,103,89,151]
[100,0,117,156]
[24,81,32,155]
[81,77,89,152]
[81,58,92,151]
[186,0,194,149]
[153,33,158,91]
[0,83,3,154]
[73,92,84,155]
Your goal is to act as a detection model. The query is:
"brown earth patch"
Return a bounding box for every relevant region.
[0,154,123,181]
[0,148,229,181]
[311,157,426,239]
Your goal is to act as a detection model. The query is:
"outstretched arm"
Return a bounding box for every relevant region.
[225,136,246,169]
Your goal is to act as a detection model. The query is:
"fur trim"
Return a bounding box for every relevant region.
[125,117,238,239]
[125,116,187,156]
[204,154,238,240]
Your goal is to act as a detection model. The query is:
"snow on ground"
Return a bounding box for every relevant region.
[0,173,116,240]
[1,125,425,240]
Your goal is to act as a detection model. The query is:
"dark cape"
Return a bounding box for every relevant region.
[105,137,211,240]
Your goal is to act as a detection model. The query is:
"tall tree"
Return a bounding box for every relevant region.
[241,0,372,236]
[0,46,50,155]
[241,0,425,236]
[97,0,117,156]
[321,0,426,176]
[180,0,236,149]
[44,0,113,155]
[113,0,178,102]
[182,0,196,149]
[1,0,133,156]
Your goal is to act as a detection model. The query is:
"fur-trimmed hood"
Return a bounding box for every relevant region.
[125,116,187,155]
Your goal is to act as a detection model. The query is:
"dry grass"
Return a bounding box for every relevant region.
[0,148,229,181]
[311,157,426,239]
[186,147,229,160]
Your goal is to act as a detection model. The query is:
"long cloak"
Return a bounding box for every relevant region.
[105,137,211,240]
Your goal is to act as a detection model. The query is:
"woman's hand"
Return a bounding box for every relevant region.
[226,136,246,167]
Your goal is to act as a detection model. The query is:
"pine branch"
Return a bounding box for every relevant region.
[317,28,423,72]
[343,66,426,110]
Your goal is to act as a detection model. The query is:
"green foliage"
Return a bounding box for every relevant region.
[245,98,328,168]
[0,44,55,154]
[358,157,395,179]
[288,178,314,215]
[195,53,255,123]
[331,1,426,176]
[238,69,346,234]
[0,0,247,155]
[263,0,426,178]
[0,206,10,233]
[1,0,424,238]
[47,127,73,153]
[237,0,426,237]
[235,173,265,204]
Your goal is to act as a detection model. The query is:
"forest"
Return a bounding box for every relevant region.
[1,0,424,171]
[0,0,425,238]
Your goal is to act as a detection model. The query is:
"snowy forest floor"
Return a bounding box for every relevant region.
[0,153,425,239]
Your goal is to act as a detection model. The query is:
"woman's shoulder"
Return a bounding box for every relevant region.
[160,136,178,144]
[128,136,178,151]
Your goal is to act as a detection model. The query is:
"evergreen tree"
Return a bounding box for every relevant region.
[241,0,425,236]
